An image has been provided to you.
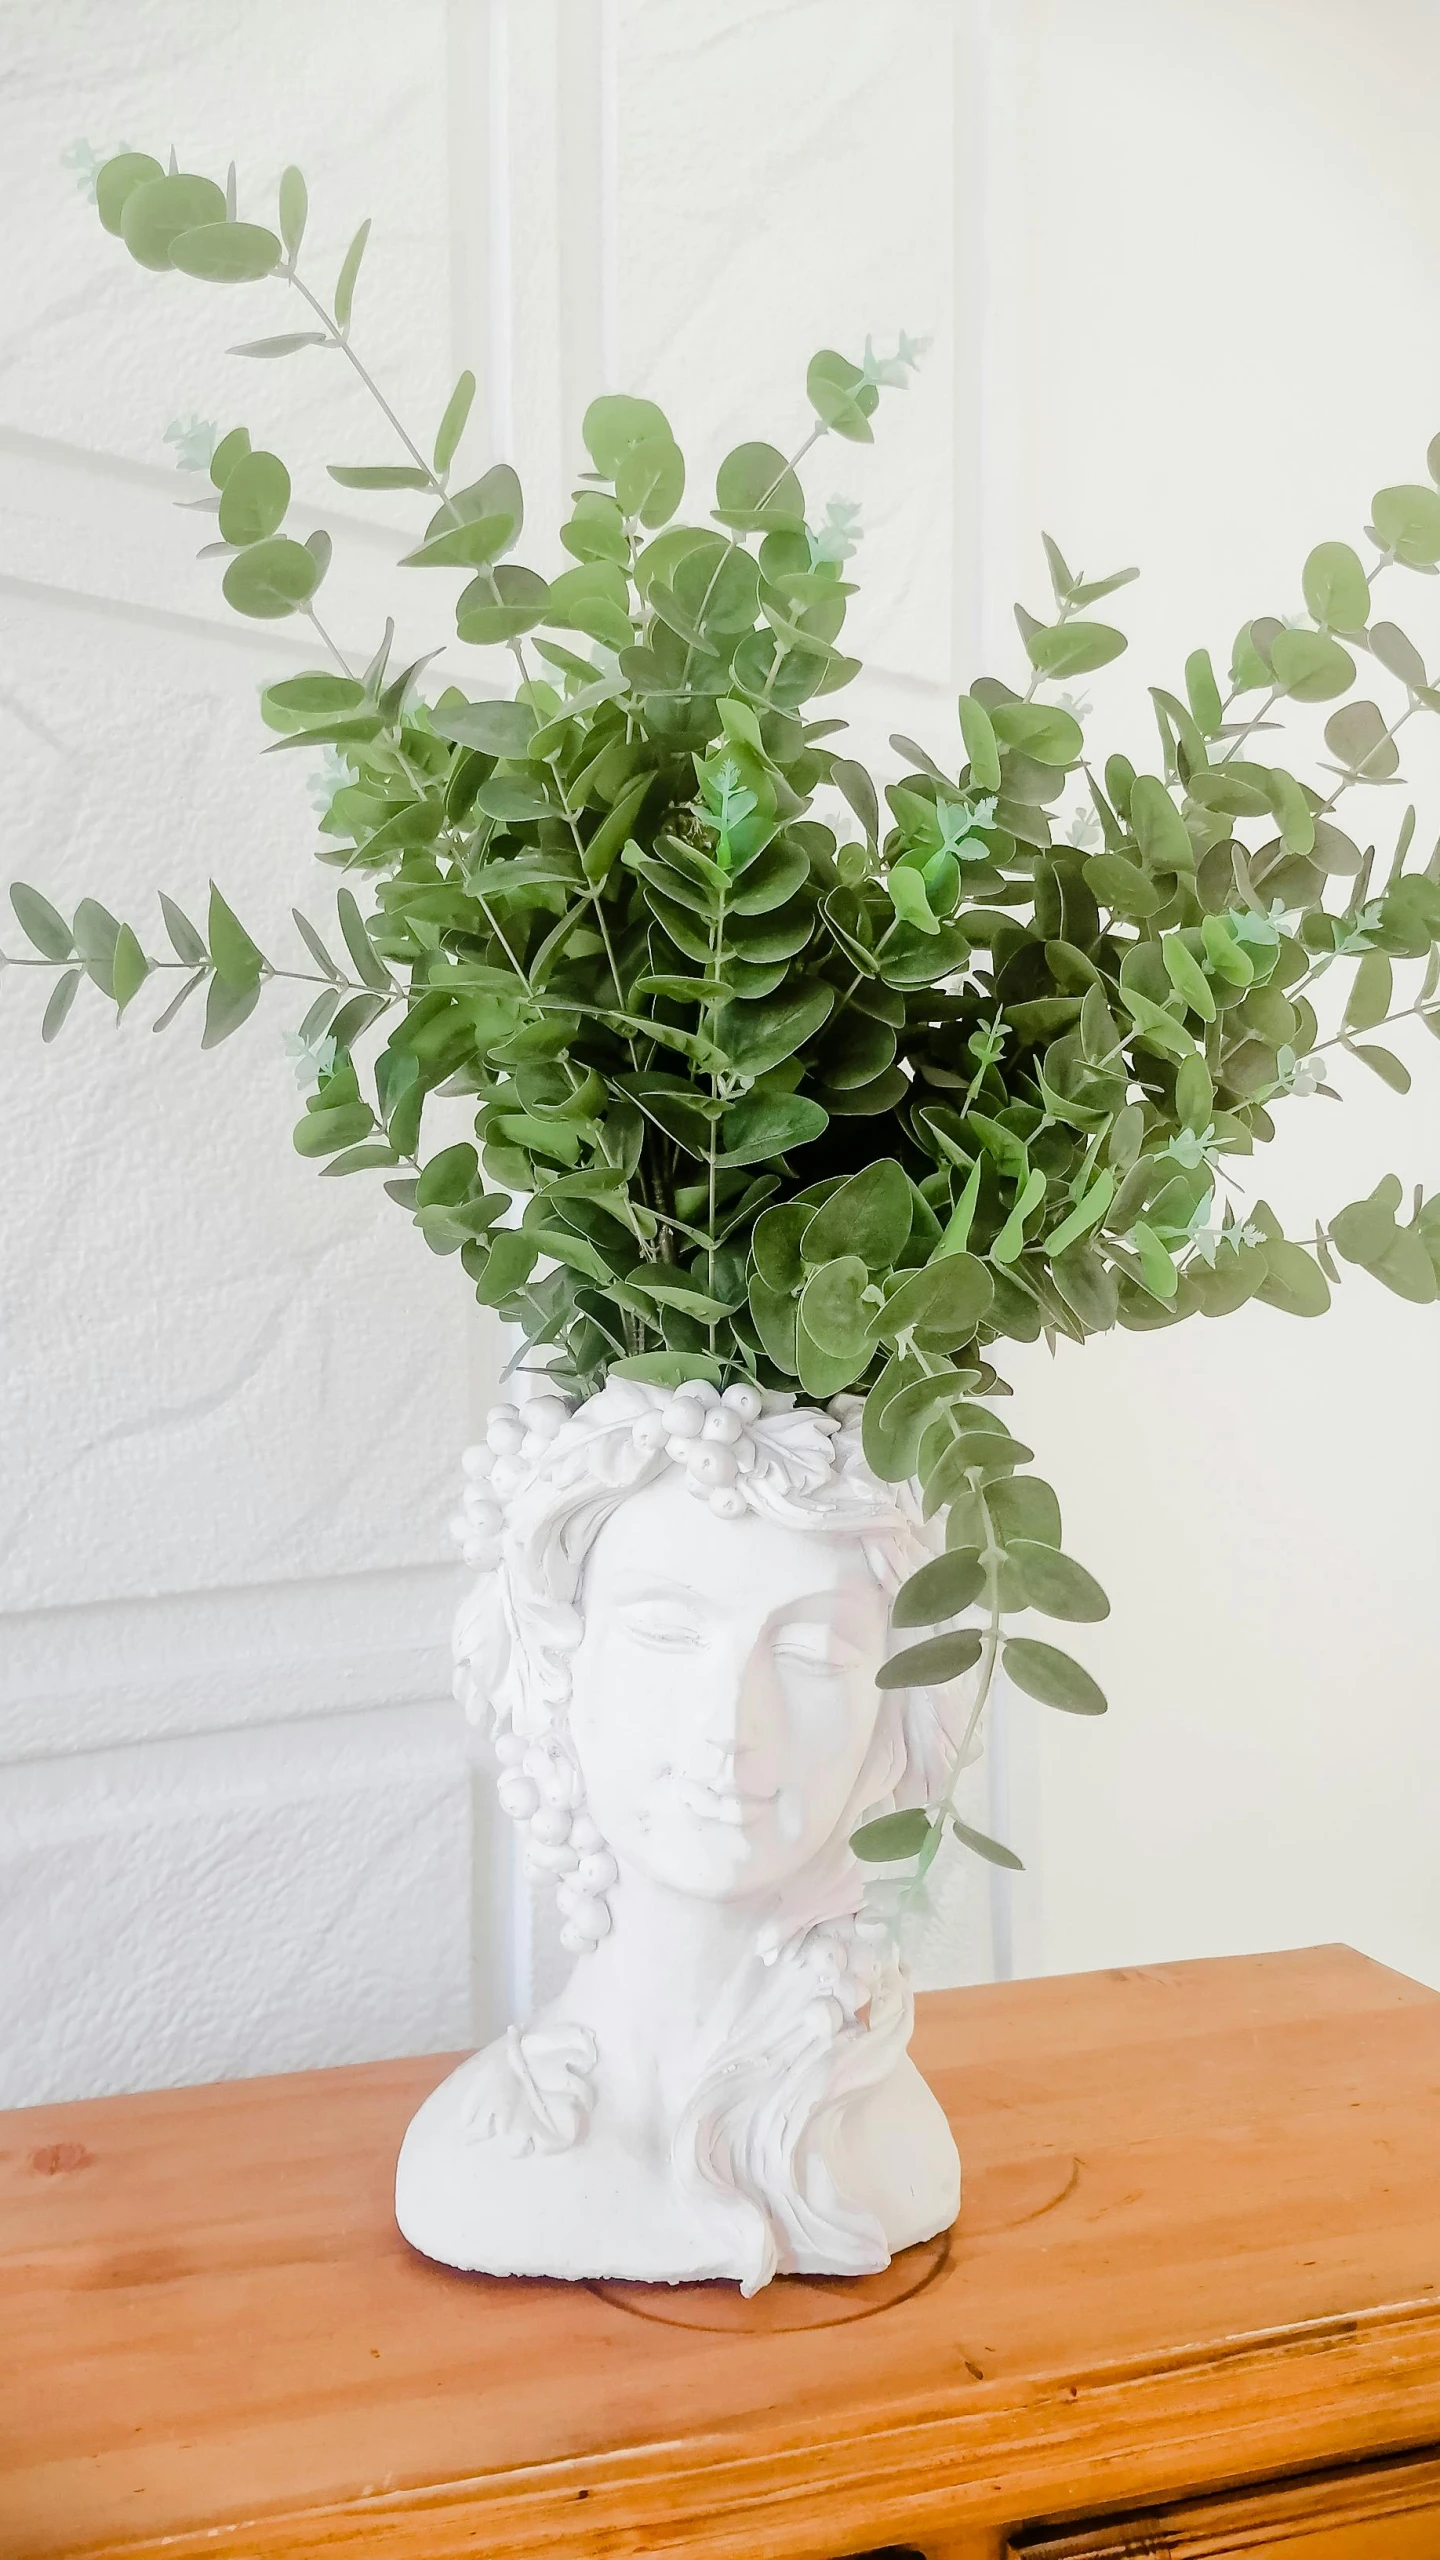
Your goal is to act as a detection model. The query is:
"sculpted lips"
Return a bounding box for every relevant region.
[675,1777,778,1827]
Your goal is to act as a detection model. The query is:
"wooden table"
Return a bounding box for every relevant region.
[4,1946,1440,2560]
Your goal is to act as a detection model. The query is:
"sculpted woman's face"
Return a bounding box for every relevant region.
[566,1474,891,1900]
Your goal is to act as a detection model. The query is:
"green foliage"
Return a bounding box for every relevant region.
[11,148,1440,1893]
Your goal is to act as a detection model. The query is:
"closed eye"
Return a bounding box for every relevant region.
[773,1635,862,1676]
[620,1610,705,1651]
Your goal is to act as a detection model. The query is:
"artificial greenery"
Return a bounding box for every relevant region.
[11,148,1440,1888]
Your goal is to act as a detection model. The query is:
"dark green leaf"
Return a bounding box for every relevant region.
[333,218,371,331]
[1003,1637,1106,1715]
[232,332,328,358]
[850,1809,934,1864]
[72,897,120,994]
[1257,1236,1331,1317]
[429,697,536,755]
[207,883,265,988]
[209,425,251,489]
[95,151,164,236]
[989,701,1083,764]
[217,449,290,546]
[616,436,685,527]
[714,1092,828,1166]
[120,172,226,269]
[202,971,261,1047]
[401,513,514,571]
[1025,619,1126,679]
[714,441,803,531]
[876,1630,985,1689]
[892,1549,986,1627]
[278,164,307,258]
[1371,483,1440,567]
[336,888,393,991]
[434,370,476,477]
[1083,853,1159,919]
[1302,540,1370,630]
[151,968,207,1034]
[293,1098,376,1156]
[861,1367,978,1481]
[111,923,150,1012]
[798,1254,871,1358]
[41,968,81,1041]
[956,693,1001,791]
[221,535,320,617]
[1010,1540,1109,1623]
[608,1349,724,1387]
[715,983,833,1078]
[1350,1042,1412,1094]
[327,464,432,488]
[1344,951,1393,1032]
[10,883,72,959]
[806,349,877,443]
[582,394,674,479]
[987,1475,1062,1548]
[871,1252,993,1344]
[802,1158,912,1270]
[291,909,345,981]
[456,563,550,646]
[1269,628,1356,703]
[264,674,364,722]
[170,221,283,283]
[952,1816,1025,1870]
[320,1143,402,1176]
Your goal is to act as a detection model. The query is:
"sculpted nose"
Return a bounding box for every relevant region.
[718,1635,781,1776]
[695,1630,764,1764]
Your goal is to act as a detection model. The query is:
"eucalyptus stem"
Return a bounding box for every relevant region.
[1311,995,1440,1056]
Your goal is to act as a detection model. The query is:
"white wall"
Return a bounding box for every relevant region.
[2,0,1436,2107]
[982,0,1440,1989]
[0,1,495,2103]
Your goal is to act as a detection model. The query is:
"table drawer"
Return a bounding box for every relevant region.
[1008,2445,1440,2556]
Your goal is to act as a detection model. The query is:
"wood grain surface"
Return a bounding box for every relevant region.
[3,1946,1440,2560]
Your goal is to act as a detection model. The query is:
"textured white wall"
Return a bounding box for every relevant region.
[3,0,1436,2109]
[0,0,495,2103]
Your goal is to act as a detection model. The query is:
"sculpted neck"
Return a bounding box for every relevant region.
[552,1867,772,2112]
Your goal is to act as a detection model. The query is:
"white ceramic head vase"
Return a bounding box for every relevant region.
[395,1375,968,2293]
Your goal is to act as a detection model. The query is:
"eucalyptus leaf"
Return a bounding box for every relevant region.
[41,968,81,1041]
[876,1630,985,1689]
[1003,1638,1107,1716]
[333,218,371,331]
[892,1549,987,1626]
[433,370,476,477]
[1009,1540,1110,1623]
[951,1816,1025,1871]
[120,172,226,269]
[10,884,73,960]
[850,1809,934,1864]
[222,535,319,617]
[170,221,282,283]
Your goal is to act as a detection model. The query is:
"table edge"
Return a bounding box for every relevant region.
[46,2295,1440,2560]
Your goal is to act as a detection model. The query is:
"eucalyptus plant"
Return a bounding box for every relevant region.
[12,147,1440,1888]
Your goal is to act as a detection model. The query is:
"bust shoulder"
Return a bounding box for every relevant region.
[395,2025,759,2284]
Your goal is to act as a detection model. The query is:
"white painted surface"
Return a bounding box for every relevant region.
[0,0,491,2105]
[2,0,1437,2111]
[983,0,1440,1992]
